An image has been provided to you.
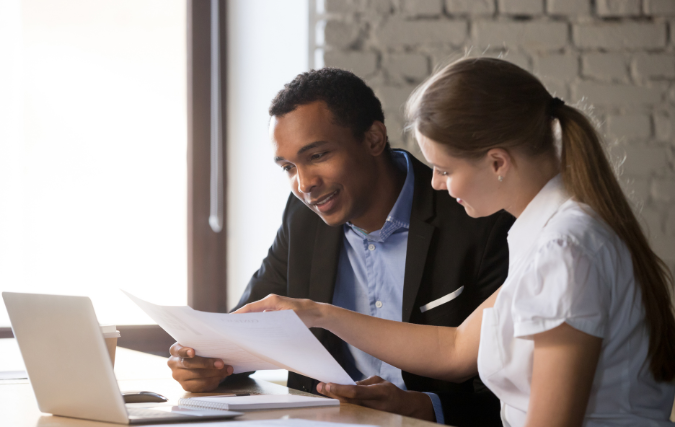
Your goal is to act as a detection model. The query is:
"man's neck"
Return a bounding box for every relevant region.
[350,155,406,234]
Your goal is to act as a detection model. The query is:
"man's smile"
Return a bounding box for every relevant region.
[309,190,340,213]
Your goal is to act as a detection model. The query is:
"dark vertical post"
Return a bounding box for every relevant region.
[187,0,228,313]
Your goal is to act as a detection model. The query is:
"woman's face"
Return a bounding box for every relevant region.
[416,130,503,218]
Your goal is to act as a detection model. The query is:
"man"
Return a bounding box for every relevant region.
[168,69,513,426]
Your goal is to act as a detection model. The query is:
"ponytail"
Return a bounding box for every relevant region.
[556,104,675,382]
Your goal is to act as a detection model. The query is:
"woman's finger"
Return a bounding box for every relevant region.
[233,294,285,314]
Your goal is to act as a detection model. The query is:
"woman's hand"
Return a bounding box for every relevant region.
[233,294,328,328]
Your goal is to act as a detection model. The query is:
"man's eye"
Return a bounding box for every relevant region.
[310,152,326,161]
[282,164,294,172]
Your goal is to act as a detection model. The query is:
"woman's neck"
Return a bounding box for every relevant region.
[504,154,560,218]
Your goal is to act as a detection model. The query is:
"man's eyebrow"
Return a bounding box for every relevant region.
[274,141,330,163]
[297,140,329,155]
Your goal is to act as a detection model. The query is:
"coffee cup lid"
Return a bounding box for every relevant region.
[100,324,121,338]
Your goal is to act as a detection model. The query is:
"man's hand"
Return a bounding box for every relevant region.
[167,342,233,392]
[317,376,436,422]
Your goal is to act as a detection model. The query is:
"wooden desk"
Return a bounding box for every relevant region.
[1,339,437,427]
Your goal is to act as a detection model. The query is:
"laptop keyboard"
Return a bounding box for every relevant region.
[127,407,185,419]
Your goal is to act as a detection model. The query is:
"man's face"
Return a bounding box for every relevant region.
[271,101,377,227]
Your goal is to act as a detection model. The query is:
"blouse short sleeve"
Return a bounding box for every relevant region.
[511,237,610,339]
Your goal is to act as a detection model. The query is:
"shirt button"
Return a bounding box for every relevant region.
[368,244,375,251]
[375,301,383,308]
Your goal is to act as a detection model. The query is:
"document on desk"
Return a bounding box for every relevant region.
[122,291,355,385]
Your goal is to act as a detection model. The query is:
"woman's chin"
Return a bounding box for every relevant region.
[463,205,493,219]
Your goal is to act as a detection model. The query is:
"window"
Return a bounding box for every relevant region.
[0,0,188,328]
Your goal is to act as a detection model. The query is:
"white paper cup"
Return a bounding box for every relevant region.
[100,325,121,367]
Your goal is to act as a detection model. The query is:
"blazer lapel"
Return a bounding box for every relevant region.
[308,222,343,304]
[402,154,436,322]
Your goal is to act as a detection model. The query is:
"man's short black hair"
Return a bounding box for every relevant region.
[269,68,389,148]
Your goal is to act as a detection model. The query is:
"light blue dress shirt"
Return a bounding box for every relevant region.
[332,151,444,424]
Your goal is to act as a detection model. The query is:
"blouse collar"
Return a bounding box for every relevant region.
[507,174,571,263]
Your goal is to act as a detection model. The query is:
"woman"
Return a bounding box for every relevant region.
[236,58,675,426]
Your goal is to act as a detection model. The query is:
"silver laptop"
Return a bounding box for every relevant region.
[2,292,242,424]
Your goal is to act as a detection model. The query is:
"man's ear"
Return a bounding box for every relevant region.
[363,121,388,156]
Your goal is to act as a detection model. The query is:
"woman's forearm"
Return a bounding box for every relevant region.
[315,288,497,382]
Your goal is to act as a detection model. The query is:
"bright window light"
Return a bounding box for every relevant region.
[0,0,188,326]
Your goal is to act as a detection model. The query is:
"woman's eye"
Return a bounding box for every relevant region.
[311,152,326,161]
[282,165,294,172]
[435,168,449,176]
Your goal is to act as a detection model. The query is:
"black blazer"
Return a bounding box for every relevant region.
[235,151,513,426]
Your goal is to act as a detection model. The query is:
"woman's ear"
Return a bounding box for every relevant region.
[486,148,511,180]
[364,121,388,156]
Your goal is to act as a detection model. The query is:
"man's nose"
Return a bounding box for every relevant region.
[296,167,319,194]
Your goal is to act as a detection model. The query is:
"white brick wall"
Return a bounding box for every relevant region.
[311,0,675,270]
[498,0,544,15]
[596,0,642,17]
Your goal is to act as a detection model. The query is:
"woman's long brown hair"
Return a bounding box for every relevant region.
[406,57,675,381]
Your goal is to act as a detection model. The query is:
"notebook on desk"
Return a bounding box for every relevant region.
[2,292,243,425]
[179,394,340,411]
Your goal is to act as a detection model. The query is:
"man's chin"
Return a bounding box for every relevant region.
[316,211,348,227]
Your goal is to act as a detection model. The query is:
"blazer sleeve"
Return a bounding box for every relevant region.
[231,194,294,311]
[223,195,294,382]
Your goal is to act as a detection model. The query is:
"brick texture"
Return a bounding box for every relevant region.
[473,21,568,51]
[644,0,675,15]
[311,0,675,275]
[582,53,629,81]
[632,53,675,80]
[498,0,544,15]
[445,0,496,14]
[377,18,467,46]
[402,0,443,17]
[596,0,642,17]
[548,0,591,15]
[607,113,652,139]
[573,22,667,49]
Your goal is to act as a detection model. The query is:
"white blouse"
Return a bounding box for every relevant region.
[477,175,675,427]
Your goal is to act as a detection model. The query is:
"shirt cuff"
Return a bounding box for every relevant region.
[423,392,444,424]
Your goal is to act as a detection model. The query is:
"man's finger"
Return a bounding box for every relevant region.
[317,383,358,405]
[171,344,195,359]
[171,364,233,385]
[169,342,184,356]
[180,356,228,371]
[180,376,225,393]
[323,383,379,401]
[356,376,385,386]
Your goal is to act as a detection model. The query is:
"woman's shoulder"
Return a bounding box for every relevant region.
[536,199,626,262]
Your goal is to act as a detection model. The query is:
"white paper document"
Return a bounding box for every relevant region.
[217,421,378,427]
[122,291,355,385]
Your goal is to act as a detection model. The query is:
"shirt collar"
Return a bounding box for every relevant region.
[347,150,415,241]
[507,174,571,262]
